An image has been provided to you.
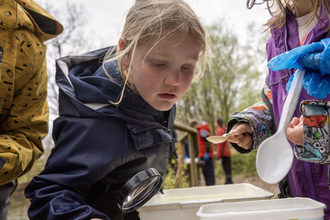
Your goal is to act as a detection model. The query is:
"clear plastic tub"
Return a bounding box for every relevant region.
[196,197,326,220]
[138,183,274,220]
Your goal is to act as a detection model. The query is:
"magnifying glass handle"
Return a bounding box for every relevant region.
[112,211,126,220]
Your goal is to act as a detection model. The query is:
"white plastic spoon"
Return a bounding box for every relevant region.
[206,133,240,144]
[256,69,305,184]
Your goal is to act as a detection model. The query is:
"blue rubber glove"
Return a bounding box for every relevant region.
[204,152,210,160]
[267,38,330,99]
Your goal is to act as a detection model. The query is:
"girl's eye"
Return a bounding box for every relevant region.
[152,62,166,67]
[181,65,190,70]
[181,65,195,72]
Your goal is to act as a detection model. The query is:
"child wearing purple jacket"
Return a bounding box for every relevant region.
[227,1,330,219]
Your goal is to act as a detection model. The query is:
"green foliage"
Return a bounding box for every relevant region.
[214,150,257,178]
[163,166,177,189]
[163,147,190,189]
[163,164,190,189]
[163,164,189,190]
[231,151,258,177]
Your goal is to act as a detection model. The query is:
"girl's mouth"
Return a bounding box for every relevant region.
[158,93,176,100]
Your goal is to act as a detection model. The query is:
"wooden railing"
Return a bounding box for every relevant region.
[173,121,199,187]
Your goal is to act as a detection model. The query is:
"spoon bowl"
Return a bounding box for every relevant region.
[206,133,240,144]
[256,130,294,184]
[256,69,305,184]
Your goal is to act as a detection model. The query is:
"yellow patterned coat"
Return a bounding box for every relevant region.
[0,0,63,185]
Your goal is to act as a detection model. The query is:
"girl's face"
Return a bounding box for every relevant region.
[124,33,201,111]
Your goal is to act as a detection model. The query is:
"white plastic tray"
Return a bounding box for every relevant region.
[197,197,326,220]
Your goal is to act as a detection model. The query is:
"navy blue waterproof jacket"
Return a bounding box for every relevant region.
[25,47,176,220]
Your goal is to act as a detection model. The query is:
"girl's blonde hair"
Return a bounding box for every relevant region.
[103,0,211,105]
[247,0,330,31]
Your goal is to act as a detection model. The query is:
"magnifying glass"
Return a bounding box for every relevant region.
[113,168,163,220]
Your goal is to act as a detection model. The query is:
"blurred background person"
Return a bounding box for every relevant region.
[190,119,215,186]
[215,117,233,184]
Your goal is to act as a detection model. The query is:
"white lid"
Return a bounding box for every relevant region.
[138,183,273,212]
[196,198,326,220]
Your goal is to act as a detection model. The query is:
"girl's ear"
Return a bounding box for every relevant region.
[119,38,128,51]
[119,39,130,67]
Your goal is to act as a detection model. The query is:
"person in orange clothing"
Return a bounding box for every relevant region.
[215,117,233,184]
[190,119,215,186]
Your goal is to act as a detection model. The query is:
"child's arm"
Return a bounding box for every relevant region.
[227,80,274,154]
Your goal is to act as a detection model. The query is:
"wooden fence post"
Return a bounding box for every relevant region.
[174,121,199,187]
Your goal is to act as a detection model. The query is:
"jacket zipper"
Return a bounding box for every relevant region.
[304,162,317,200]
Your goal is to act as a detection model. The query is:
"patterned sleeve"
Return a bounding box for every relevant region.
[227,82,274,154]
[294,100,330,165]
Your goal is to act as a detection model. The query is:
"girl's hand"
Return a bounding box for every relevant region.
[286,116,303,146]
[227,122,253,150]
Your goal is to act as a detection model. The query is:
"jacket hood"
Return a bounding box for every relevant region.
[1,0,63,42]
[68,54,149,109]
[56,47,158,116]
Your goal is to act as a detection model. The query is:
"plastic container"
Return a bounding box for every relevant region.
[196,197,326,220]
[138,183,273,220]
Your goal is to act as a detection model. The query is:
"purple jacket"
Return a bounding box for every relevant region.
[268,6,330,219]
[229,5,330,219]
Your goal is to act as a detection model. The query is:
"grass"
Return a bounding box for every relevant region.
[214,150,257,178]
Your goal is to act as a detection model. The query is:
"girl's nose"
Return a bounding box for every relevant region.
[164,70,180,86]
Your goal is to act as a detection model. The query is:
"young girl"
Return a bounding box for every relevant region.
[24,0,209,219]
[227,0,330,219]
